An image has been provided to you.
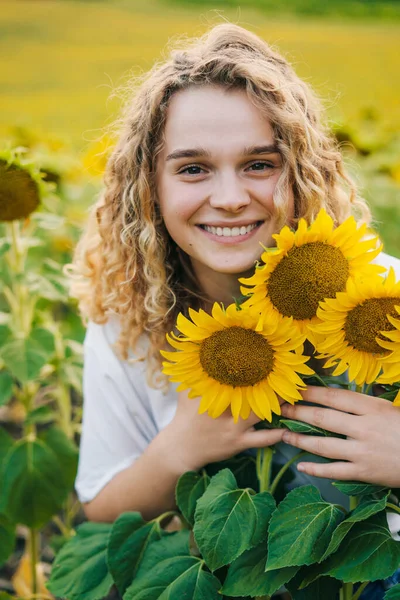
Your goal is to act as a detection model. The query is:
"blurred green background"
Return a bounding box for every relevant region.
[1,0,399,256]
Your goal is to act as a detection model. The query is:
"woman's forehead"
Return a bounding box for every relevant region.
[162,85,276,156]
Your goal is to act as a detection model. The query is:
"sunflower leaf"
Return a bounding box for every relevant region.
[265,485,344,571]
[176,470,210,526]
[0,513,16,567]
[280,419,330,436]
[384,584,400,599]
[222,541,299,597]
[332,481,389,496]
[193,468,275,571]
[0,436,72,527]
[306,512,400,584]
[107,512,164,596]
[47,522,113,600]
[124,530,221,600]
[319,490,389,561]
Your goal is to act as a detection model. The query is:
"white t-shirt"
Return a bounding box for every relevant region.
[75,252,400,505]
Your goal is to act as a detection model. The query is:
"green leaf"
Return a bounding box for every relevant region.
[0,371,14,406]
[0,593,16,600]
[176,470,210,526]
[193,469,275,571]
[107,512,164,595]
[281,419,344,438]
[124,530,221,600]
[205,453,259,492]
[38,426,79,490]
[222,541,299,597]
[320,512,400,583]
[24,404,56,426]
[1,437,70,527]
[0,513,16,567]
[47,521,113,600]
[30,327,55,357]
[385,584,400,599]
[287,574,341,600]
[266,485,344,571]
[332,481,388,496]
[281,419,330,436]
[319,490,390,562]
[0,426,14,465]
[1,337,48,382]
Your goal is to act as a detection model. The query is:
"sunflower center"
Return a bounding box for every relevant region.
[267,242,349,320]
[199,326,274,387]
[344,297,399,354]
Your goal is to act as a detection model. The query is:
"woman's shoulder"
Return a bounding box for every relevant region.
[85,315,148,354]
[374,251,400,279]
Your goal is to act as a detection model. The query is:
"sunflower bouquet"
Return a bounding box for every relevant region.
[157,209,400,600]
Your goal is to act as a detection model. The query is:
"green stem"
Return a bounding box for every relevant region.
[349,495,359,511]
[387,502,400,515]
[256,447,274,493]
[352,581,370,600]
[52,515,70,537]
[29,527,38,596]
[269,451,309,496]
[342,582,353,600]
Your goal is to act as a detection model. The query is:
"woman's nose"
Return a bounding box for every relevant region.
[209,176,251,213]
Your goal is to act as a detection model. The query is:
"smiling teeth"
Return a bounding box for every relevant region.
[203,223,259,237]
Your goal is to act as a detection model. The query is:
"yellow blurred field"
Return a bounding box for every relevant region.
[1,0,400,149]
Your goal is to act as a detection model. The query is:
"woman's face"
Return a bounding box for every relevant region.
[156,85,294,298]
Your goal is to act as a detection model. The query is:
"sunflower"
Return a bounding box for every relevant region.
[376,304,400,385]
[161,303,314,423]
[0,150,44,222]
[311,268,400,386]
[239,209,384,344]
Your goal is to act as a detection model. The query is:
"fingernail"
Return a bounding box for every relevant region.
[282,431,290,442]
[297,463,305,472]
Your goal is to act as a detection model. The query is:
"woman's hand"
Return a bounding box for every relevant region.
[280,385,400,488]
[161,389,285,474]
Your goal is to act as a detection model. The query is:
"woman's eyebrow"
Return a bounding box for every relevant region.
[166,147,211,161]
[165,143,280,162]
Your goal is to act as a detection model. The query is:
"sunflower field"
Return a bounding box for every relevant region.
[1,0,400,599]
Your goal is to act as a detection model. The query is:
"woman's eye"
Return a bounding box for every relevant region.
[248,162,274,171]
[179,165,204,175]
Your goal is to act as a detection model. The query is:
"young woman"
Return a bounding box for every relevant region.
[70,23,400,525]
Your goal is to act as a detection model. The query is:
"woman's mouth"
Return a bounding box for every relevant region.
[199,221,263,238]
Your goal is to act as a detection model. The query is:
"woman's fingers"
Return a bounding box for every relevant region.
[301,386,388,415]
[295,460,358,481]
[282,430,356,460]
[242,427,285,449]
[281,403,358,437]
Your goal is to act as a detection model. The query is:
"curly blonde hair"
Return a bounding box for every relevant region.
[69,22,370,385]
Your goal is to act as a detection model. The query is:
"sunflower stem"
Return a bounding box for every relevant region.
[341,582,353,600]
[387,502,400,515]
[352,581,370,600]
[269,451,309,496]
[257,447,274,493]
[349,495,359,511]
